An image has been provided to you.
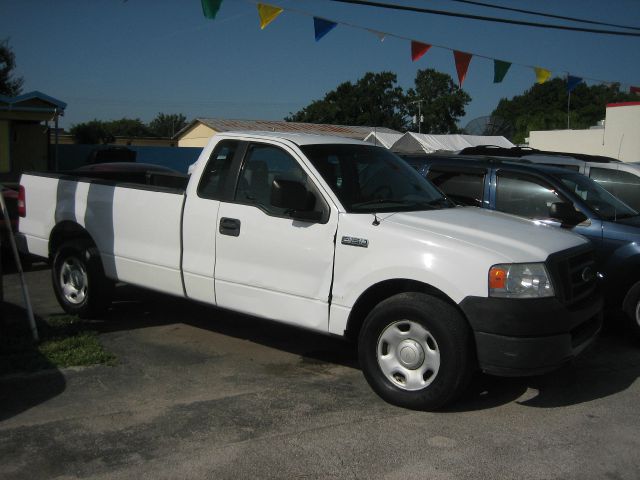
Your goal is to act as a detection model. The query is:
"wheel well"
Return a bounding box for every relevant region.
[344,279,460,342]
[49,221,96,259]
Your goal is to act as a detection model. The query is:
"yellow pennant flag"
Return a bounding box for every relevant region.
[258,3,283,29]
[534,67,551,84]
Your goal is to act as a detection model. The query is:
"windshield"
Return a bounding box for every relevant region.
[558,172,638,220]
[301,144,452,213]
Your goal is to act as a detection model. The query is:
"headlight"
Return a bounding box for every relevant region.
[489,263,554,299]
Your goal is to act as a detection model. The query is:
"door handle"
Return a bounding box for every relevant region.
[219,217,241,237]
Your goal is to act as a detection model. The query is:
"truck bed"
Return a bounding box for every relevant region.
[19,171,188,296]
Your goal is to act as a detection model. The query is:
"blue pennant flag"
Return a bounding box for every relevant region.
[567,75,584,92]
[314,17,337,41]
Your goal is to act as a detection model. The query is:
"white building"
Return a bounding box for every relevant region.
[528,102,640,162]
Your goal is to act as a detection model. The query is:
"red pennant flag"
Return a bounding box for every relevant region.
[631,86,640,95]
[411,41,431,62]
[453,51,472,87]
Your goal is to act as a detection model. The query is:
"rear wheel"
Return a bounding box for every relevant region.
[358,292,474,410]
[629,295,640,339]
[622,283,640,340]
[52,239,113,318]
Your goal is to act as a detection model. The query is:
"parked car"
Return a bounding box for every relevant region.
[73,162,178,174]
[17,132,602,410]
[87,146,136,164]
[71,162,187,189]
[402,153,640,337]
[459,145,640,212]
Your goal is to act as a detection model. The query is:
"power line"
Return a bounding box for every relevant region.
[326,0,640,36]
[437,0,640,31]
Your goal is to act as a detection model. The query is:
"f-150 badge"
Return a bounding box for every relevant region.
[341,236,369,248]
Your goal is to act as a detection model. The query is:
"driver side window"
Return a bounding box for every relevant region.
[235,144,315,216]
[496,173,571,219]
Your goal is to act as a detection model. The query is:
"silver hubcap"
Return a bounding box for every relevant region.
[635,301,640,328]
[377,320,440,391]
[60,257,88,305]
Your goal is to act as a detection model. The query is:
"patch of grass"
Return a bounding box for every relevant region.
[0,314,115,376]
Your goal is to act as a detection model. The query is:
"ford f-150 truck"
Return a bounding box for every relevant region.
[17,132,602,410]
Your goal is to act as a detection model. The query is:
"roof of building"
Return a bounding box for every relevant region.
[174,117,401,140]
[0,90,67,112]
[363,132,404,149]
[391,132,514,154]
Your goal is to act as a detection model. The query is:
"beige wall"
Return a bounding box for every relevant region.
[529,129,605,156]
[602,104,640,161]
[177,123,216,147]
[529,103,640,162]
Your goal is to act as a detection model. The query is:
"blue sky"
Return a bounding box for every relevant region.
[3,0,639,130]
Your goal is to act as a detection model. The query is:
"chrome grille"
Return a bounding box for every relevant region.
[548,246,598,305]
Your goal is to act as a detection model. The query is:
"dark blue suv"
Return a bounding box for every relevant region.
[402,153,640,337]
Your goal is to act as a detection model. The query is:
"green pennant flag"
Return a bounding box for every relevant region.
[493,60,511,83]
[202,0,223,19]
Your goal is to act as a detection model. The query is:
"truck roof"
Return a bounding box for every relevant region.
[217,130,372,147]
[400,152,578,177]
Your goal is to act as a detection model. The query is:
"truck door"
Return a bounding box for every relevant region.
[214,141,338,332]
[182,140,242,304]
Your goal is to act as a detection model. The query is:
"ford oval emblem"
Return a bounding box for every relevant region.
[581,266,595,283]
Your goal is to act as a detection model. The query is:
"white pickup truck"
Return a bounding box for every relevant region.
[17,132,602,410]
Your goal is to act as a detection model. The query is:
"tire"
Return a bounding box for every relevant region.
[358,292,474,411]
[51,239,113,318]
[622,282,640,340]
[625,291,640,339]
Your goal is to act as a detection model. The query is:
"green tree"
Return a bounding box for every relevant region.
[107,118,152,138]
[70,118,152,144]
[492,78,637,144]
[149,113,187,138]
[405,69,471,134]
[0,38,24,97]
[70,120,113,144]
[285,71,407,130]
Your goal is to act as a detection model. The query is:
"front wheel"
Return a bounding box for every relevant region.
[626,294,640,339]
[52,239,113,318]
[358,292,474,410]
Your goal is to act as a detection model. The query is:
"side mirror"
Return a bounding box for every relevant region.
[549,202,587,226]
[271,179,322,222]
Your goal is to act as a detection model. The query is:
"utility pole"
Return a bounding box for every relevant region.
[409,99,424,133]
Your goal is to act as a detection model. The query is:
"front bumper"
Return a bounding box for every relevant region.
[460,293,603,376]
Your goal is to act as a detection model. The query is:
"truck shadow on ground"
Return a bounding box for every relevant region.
[0,304,67,422]
[447,322,640,412]
[98,284,640,413]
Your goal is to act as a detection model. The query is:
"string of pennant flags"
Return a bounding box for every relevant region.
[201,0,640,94]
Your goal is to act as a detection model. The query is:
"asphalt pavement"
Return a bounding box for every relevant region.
[1,261,640,480]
